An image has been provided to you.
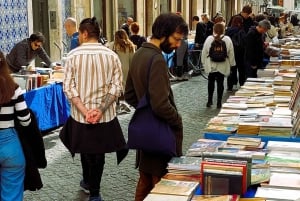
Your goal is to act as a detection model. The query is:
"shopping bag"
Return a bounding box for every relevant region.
[127,95,176,156]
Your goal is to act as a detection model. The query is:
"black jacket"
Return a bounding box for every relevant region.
[244,26,265,68]
[194,21,214,49]
[6,38,52,73]
[15,109,47,191]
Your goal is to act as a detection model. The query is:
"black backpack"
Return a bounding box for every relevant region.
[208,36,228,62]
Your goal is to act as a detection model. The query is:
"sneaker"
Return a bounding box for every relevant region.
[80,180,90,194]
[119,102,131,113]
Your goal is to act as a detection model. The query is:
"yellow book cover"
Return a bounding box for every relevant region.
[150,179,199,197]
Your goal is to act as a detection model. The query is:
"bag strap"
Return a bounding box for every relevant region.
[145,54,159,101]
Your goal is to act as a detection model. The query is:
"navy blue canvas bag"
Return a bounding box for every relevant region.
[127,54,176,156]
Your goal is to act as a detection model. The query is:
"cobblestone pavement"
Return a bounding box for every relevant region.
[24,75,228,201]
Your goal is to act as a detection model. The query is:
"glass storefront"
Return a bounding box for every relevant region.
[160,0,170,13]
[296,0,300,9]
[118,0,134,28]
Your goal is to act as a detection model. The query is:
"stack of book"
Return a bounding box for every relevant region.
[200,152,252,195]
[266,141,300,173]
[259,117,293,136]
[185,139,226,157]
[226,137,262,149]
[144,179,199,201]
[255,185,300,200]
[237,122,260,135]
[290,70,300,136]
[165,156,202,182]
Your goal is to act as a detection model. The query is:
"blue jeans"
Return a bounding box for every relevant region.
[0,128,25,201]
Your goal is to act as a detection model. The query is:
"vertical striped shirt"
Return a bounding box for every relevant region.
[0,86,31,129]
[63,43,123,123]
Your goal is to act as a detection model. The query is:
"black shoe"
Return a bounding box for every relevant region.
[80,180,90,194]
[217,103,222,109]
[206,102,212,107]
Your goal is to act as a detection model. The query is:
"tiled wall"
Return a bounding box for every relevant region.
[0,0,28,54]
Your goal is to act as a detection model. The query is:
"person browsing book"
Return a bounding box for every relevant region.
[64,17,79,50]
[201,23,236,109]
[62,17,127,201]
[6,32,57,73]
[125,13,188,201]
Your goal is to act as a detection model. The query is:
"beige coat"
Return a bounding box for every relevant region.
[201,35,236,77]
[109,42,135,89]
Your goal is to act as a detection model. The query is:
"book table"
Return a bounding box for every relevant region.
[24,82,70,131]
[203,132,300,148]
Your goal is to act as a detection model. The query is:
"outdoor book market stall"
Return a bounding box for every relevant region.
[12,68,69,131]
[144,37,300,200]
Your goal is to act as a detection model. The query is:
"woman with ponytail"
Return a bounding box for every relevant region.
[201,23,236,108]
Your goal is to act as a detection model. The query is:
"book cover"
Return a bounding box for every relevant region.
[201,152,252,187]
[144,193,190,201]
[163,173,201,182]
[191,195,239,201]
[168,156,202,172]
[251,168,271,185]
[267,141,300,152]
[269,172,300,189]
[255,186,300,200]
[227,136,261,147]
[202,172,243,195]
[201,161,247,193]
[150,179,199,198]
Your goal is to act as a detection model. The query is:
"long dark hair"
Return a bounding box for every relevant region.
[113,29,135,53]
[0,51,17,104]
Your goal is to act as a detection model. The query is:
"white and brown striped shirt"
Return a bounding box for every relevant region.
[63,43,123,123]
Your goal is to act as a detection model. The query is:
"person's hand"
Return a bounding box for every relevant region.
[85,109,102,124]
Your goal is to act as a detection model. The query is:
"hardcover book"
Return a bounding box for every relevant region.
[201,152,252,187]
[202,171,243,195]
[201,161,247,193]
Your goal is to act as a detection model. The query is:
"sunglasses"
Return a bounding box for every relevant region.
[33,42,42,48]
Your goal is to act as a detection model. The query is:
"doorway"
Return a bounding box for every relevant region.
[32,0,50,64]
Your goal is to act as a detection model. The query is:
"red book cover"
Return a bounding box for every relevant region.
[201,160,247,194]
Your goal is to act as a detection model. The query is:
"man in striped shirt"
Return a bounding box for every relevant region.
[62,17,126,201]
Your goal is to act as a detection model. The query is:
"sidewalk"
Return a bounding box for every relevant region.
[24,75,225,201]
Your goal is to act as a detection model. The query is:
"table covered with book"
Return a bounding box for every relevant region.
[144,39,300,201]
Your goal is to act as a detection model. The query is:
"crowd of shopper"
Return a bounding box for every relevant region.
[1,4,298,201]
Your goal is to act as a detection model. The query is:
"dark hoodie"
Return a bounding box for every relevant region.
[225,26,246,63]
[244,26,265,68]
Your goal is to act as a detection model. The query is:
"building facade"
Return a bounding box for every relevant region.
[0,0,296,63]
